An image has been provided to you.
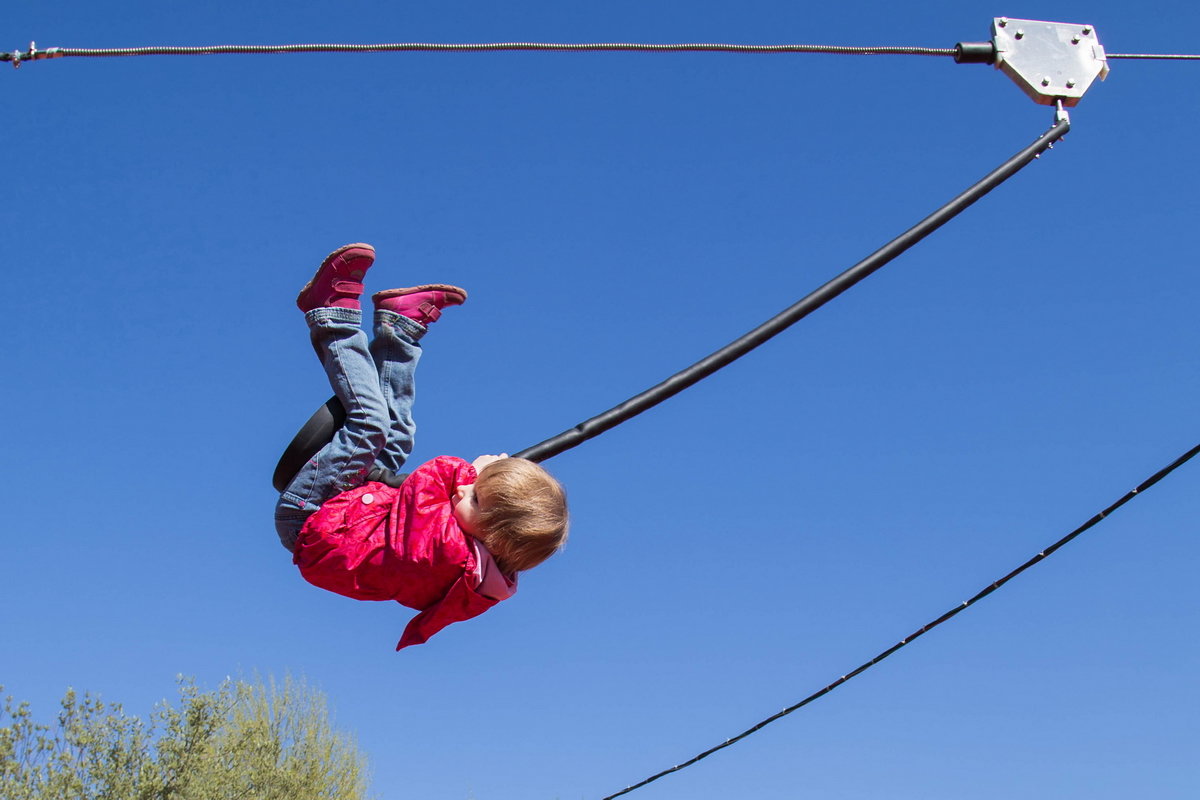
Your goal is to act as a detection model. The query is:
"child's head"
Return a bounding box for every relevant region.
[468,458,568,574]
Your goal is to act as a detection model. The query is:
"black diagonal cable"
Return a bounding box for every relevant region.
[514,117,1070,462]
[272,116,1069,490]
[601,440,1200,799]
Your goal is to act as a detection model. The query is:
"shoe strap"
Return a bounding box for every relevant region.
[418,301,442,322]
[331,280,365,296]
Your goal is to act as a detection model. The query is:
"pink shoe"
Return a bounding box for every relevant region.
[372,285,468,325]
[296,243,376,312]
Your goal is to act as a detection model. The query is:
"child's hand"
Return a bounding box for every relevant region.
[471,454,509,473]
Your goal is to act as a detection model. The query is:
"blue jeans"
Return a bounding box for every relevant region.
[274,306,426,551]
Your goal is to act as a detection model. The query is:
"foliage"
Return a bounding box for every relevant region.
[0,676,370,800]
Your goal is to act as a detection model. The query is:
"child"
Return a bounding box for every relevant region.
[274,243,569,650]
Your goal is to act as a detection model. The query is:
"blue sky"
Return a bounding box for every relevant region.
[3,2,1197,798]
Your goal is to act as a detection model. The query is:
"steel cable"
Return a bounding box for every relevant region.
[3,41,956,63]
[1107,52,1200,59]
[6,40,1200,65]
[61,42,956,56]
[600,440,1200,799]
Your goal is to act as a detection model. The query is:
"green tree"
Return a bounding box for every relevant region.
[0,676,370,800]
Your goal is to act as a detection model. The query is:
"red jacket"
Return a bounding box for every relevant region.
[293,455,517,650]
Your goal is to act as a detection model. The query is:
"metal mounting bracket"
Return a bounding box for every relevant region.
[991,17,1108,107]
[3,41,63,67]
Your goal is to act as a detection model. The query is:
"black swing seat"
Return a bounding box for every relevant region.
[273,397,345,492]
[272,396,414,494]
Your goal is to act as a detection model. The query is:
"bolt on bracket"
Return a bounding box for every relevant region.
[4,42,63,67]
[991,17,1108,106]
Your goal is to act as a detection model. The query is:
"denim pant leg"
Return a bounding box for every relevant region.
[369,310,426,474]
[274,307,389,551]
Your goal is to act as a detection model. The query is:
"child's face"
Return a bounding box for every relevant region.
[452,482,485,538]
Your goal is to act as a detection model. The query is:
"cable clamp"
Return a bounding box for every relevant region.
[7,42,63,68]
[953,41,996,64]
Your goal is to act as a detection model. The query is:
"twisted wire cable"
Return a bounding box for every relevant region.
[6,40,1200,65]
[62,42,957,57]
[2,41,956,63]
[600,440,1200,800]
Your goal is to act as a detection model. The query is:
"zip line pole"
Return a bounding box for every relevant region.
[515,115,1071,462]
